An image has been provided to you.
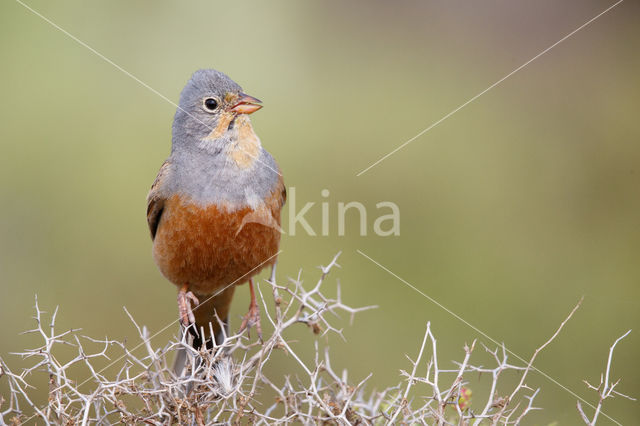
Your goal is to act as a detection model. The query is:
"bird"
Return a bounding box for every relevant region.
[146,69,285,351]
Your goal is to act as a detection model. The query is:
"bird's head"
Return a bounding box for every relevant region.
[171,69,262,154]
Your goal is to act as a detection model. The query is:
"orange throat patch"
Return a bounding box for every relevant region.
[228,115,260,168]
[204,113,261,169]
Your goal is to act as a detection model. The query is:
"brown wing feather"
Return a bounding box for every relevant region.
[147,161,170,240]
[277,173,286,208]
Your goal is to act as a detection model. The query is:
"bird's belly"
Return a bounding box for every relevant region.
[152,195,281,295]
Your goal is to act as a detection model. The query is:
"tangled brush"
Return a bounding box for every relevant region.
[0,254,633,425]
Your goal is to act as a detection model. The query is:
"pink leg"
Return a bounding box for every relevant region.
[239,279,262,340]
[177,283,199,327]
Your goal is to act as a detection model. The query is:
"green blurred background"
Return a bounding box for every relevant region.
[1,0,638,423]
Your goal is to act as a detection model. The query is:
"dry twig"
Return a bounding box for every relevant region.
[0,256,633,425]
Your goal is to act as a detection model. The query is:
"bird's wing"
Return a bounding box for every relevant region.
[277,172,286,208]
[146,160,171,240]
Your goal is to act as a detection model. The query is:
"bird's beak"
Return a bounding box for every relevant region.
[231,93,262,115]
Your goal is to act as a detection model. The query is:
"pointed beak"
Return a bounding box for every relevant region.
[231,93,262,115]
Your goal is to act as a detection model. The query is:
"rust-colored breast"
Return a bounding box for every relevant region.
[152,190,282,297]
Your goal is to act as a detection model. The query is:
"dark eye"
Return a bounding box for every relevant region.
[203,98,218,111]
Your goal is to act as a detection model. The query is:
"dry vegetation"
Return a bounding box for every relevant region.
[0,254,633,425]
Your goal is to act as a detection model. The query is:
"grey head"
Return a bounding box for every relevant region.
[166,69,280,209]
[171,69,261,152]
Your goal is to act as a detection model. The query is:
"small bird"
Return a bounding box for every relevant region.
[146,69,285,349]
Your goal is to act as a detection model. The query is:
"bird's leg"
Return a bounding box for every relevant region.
[239,278,262,340]
[177,283,199,328]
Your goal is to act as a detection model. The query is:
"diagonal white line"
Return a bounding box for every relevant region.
[356,249,622,426]
[14,0,282,177]
[356,0,624,177]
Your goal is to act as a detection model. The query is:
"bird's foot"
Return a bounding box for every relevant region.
[177,284,199,328]
[239,302,262,341]
[239,279,262,341]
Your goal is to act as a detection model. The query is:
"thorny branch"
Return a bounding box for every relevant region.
[577,329,635,425]
[0,255,633,425]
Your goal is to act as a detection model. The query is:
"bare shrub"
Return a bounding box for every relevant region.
[0,254,633,425]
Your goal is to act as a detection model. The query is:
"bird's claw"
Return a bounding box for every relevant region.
[178,285,199,328]
[239,302,262,341]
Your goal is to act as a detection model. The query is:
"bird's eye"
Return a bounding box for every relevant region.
[203,98,219,111]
